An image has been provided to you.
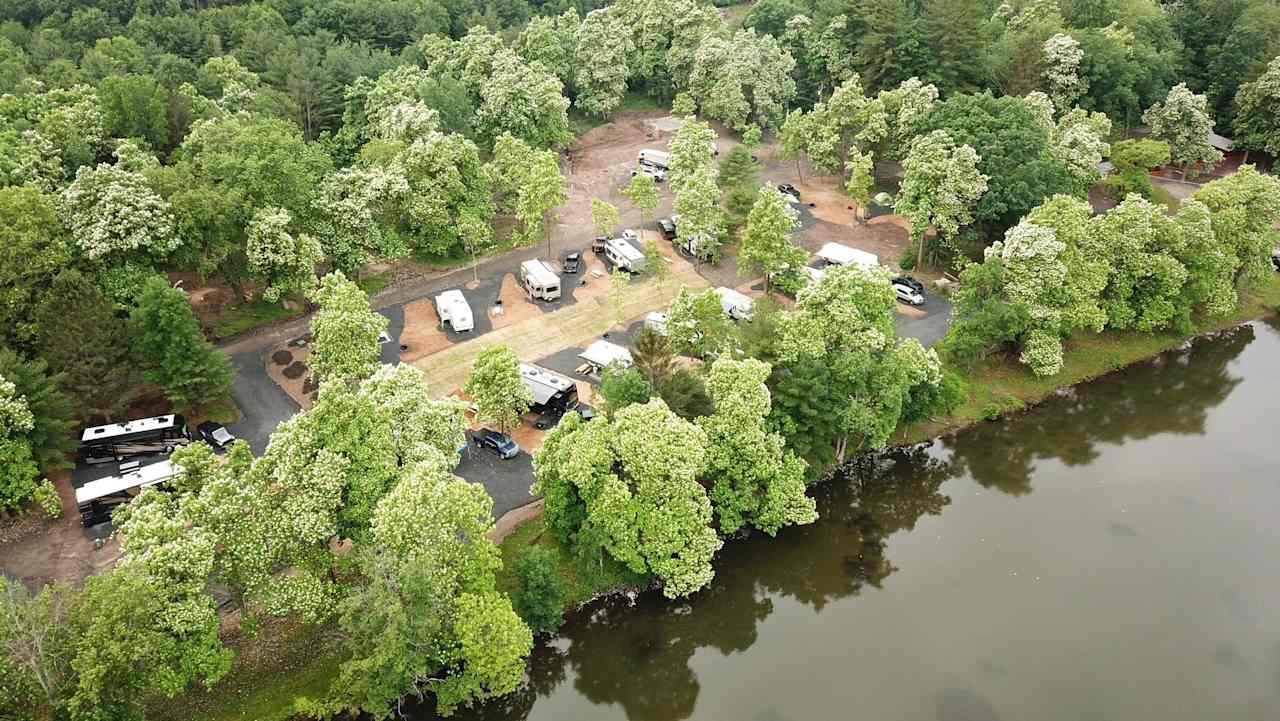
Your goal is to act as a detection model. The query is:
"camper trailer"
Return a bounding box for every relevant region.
[637,149,672,169]
[435,289,474,331]
[520,363,579,415]
[604,237,647,273]
[75,459,176,527]
[714,287,755,321]
[78,414,189,465]
[816,242,879,270]
[519,259,562,301]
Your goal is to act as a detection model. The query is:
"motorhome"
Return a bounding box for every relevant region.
[519,259,562,301]
[520,363,579,415]
[435,289,474,331]
[714,287,755,321]
[638,149,672,169]
[816,242,879,270]
[604,237,647,273]
[75,459,176,527]
[78,414,189,465]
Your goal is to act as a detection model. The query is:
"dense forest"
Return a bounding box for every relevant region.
[3,0,1280,718]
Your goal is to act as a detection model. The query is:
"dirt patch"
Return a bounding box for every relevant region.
[489,498,544,543]
[271,350,293,366]
[0,472,120,589]
[896,304,928,318]
[800,182,860,227]
[266,342,317,410]
[509,417,548,455]
[490,275,541,330]
[399,299,453,363]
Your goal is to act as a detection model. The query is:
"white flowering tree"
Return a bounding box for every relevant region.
[673,165,724,261]
[246,206,322,303]
[1042,33,1087,112]
[464,345,532,435]
[775,264,942,462]
[895,130,988,269]
[59,160,177,263]
[357,364,468,469]
[698,357,816,536]
[1192,166,1280,287]
[872,77,940,162]
[0,128,62,191]
[476,50,572,150]
[1084,195,1190,332]
[397,130,494,259]
[0,375,40,512]
[313,164,410,275]
[574,8,634,117]
[791,75,888,177]
[1050,107,1112,194]
[199,55,260,114]
[533,399,722,598]
[308,271,387,384]
[740,184,806,292]
[1232,55,1280,161]
[1142,84,1222,179]
[687,29,796,131]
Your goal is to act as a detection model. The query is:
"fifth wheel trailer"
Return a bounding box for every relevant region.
[520,363,579,414]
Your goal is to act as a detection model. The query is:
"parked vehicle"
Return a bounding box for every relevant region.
[592,236,608,254]
[816,242,879,270]
[893,275,925,294]
[657,218,677,239]
[632,162,666,182]
[473,429,520,459]
[638,149,672,169]
[197,421,235,449]
[435,289,475,331]
[677,233,715,261]
[604,236,647,273]
[78,414,189,465]
[519,259,562,301]
[521,363,579,418]
[714,287,755,321]
[76,459,175,527]
[645,311,669,335]
[891,279,926,306]
[777,183,800,203]
[562,252,583,274]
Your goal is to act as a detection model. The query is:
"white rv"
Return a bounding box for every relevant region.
[714,287,755,321]
[519,259,561,301]
[435,289,474,331]
[579,339,633,372]
[519,363,579,414]
[605,237,647,273]
[638,149,672,169]
[76,459,176,527]
[816,242,879,270]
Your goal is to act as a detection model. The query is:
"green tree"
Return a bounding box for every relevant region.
[0,187,73,350]
[1232,54,1280,160]
[698,357,816,536]
[600,365,653,418]
[740,184,805,292]
[246,206,322,303]
[591,198,620,238]
[628,327,713,420]
[391,130,494,259]
[532,400,722,598]
[1104,138,1170,199]
[308,271,387,384]
[609,268,631,325]
[621,172,659,222]
[464,345,531,434]
[896,129,989,269]
[0,349,75,470]
[1192,165,1280,288]
[666,287,738,359]
[36,271,138,420]
[0,577,75,716]
[512,546,567,634]
[129,277,234,408]
[0,374,40,513]
[488,133,566,249]
[1142,83,1222,180]
[574,8,634,117]
[98,74,169,150]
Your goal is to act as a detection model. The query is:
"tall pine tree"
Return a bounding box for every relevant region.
[130,277,234,409]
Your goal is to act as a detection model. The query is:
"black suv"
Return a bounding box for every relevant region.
[892,275,925,293]
[197,421,235,449]
[657,218,677,240]
[473,429,520,459]
[563,252,583,274]
[777,183,800,201]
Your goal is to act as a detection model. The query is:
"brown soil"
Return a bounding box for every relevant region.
[0,471,120,589]
[560,111,675,233]
[399,298,453,363]
[491,275,541,330]
[266,342,316,410]
[489,498,545,543]
[271,350,293,366]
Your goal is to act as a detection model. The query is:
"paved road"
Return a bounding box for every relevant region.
[896,295,953,348]
[227,350,300,455]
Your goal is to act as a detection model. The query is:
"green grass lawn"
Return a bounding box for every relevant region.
[213,299,305,340]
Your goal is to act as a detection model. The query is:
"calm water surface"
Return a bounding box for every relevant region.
[427,320,1280,721]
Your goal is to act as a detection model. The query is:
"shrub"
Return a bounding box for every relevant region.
[980,403,1003,421]
[32,479,61,519]
[898,250,916,271]
[512,546,567,634]
[902,369,969,423]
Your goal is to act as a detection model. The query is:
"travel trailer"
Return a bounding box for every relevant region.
[435,289,475,331]
[816,242,879,270]
[519,259,562,301]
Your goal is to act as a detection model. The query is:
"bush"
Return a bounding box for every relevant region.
[902,369,969,423]
[898,250,916,271]
[512,546,567,634]
[32,479,61,519]
[980,403,1003,421]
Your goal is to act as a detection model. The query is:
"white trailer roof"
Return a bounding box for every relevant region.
[714,287,753,306]
[580,340,633,369]
[520,363,575,405]
[520,259,560,286]
[75,460,175,506]
[817,243,879,269]
[436,290,473,329]
[80,414,180,443]
[608,237,644,261]
[638,149,671,166]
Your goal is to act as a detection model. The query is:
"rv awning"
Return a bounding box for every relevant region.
[580,340,633,370]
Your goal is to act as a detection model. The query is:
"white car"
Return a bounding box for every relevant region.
[632,161,666,182]
[891,280,926,306]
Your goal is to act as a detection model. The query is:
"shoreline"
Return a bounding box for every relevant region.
[175,278,1280,721]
